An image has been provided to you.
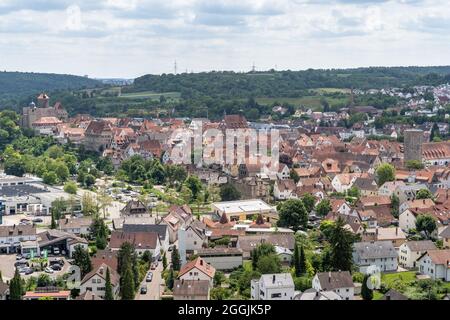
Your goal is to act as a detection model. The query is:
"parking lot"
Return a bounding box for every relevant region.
[0,254,70,282]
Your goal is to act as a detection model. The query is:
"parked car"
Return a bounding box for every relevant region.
[32,218,43,223]
[14,260,28,267]
[24,267,34,275]
[16,254,23,260]
[158,255,163,261]
[44,267,54,274]
[51,264,62,271]
[150,263,158,270]
[53,248,60,255]
[146,272,153,282]
[140,285,148,294]
[168,246,174,252]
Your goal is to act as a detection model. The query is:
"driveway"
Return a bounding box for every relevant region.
[136,262,163,300]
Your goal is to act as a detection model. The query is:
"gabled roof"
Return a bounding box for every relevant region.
[354,241,397,260]
[81,263,120,287]
[173,280,210,297]
[315,271,354,290]
[404,240,437,252]
[109,231,160,250]
[178,257,216,279]
[419,249,450,265]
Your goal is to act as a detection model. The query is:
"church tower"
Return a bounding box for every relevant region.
[37,93,50,108]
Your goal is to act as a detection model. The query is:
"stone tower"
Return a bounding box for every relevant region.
[37,93,50,108]
[404,129,424,162]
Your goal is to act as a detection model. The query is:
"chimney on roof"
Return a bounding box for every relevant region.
[423,199,425,204]
[396,227,398,236]
[273,275,276,284]
[386,294,391,301]
[200,259,203,266]
[99,267,104,275]
[328,272,331,283]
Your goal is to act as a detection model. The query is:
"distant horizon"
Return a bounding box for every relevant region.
[3,64,450,81]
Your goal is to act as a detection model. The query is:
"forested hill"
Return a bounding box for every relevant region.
[0,71,101,98]
[128,66,450,99]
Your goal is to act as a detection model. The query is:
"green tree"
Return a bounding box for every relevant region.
[391,194,400,218]
[185,175,202,200]
[72,246,92,277]
[301,193,316,213]
[416,189,433,200]
[171,246,181,271]
[329,217,356,271]
[277,199,308,231]
[298,245,307,276]
[376,163,395,186]
[9,268,23,300]
[405,160,424,170]
[290,169,300,184]
[256,255,281,274]
[50,198,67,221]
[84,174,96,187]
[219,183,241,201]
[104,267,114,300]
[162,252,167,271]
[121,265,135,300]
[64,181,78,195]
[315,199,332,217]
[361,274,373,300]
[415,214,437,239]
[43,171,58,185]
[166,269,174,290]
[4,157,26,177]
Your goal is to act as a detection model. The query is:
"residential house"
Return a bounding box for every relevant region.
[277,164,291,180]
[237,234,295,259]
[362,227,406,248]
[353,177,378,196]
[178,257,216,287]
[251,273,295,300]
[173,280,210,300]
[440,226,450,248]
[58,217,92,236]
[79,264,120,299]
[399,240,437,269]
[382,289,408,300]
[183,220,208,252]
[294,288,342,300]
[331,174,360,193]
[417,249,450,281]
[312,271,355,300]
[122,223,170,252]
[273,179,298,200]
[83,120,113,152]
[162,205,193,243]
[120,200,149,216]
[353,241,398,273]
[109,231,161,259]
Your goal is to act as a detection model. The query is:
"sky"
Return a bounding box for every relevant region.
[0,0,449,78]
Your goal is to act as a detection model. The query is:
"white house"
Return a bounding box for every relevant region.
[417,249,450,281]
[353,241,398,273]
[331,174,359,193]
[251,273,295,300]
[399,241,437,269]
[312,271,354,300]
[277,164,291,180]
[178,257,216,287]
[79,264,120,299]
[273,179,298,200]
[184,220,208,252]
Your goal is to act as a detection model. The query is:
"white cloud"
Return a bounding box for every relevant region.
[0,0,449,78]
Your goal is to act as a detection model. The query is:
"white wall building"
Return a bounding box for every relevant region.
[251,273,295,300]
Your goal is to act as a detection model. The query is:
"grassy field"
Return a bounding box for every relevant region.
[312,88,351,94]
[381,271,417,286]
[120,91,181,100]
